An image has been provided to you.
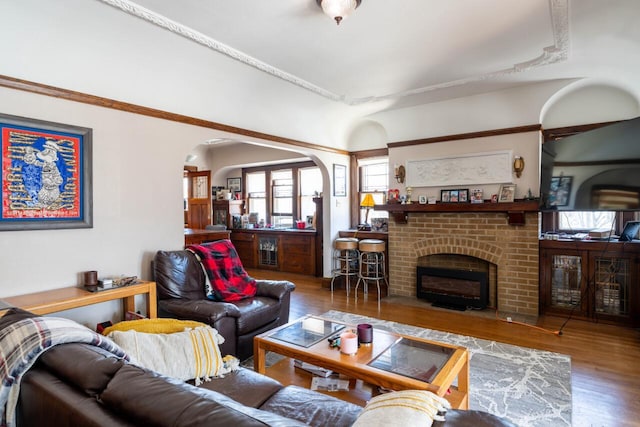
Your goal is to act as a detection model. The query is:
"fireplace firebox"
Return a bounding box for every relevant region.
[416,267,488,311]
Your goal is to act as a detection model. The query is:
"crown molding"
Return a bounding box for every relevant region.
[100,0,569,106]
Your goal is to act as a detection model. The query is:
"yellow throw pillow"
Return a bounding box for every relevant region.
[102,318,208,336]
[108,326,237,384]
[352,390,451,427]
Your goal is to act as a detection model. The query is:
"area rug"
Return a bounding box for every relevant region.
[321,310,571,427]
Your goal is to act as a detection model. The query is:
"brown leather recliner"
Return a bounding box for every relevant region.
[153,249,295,360]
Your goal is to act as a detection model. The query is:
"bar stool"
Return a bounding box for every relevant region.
[355,239,388,301]
[330,237,359,296]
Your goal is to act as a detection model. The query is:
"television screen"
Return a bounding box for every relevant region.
[540,116,640,211]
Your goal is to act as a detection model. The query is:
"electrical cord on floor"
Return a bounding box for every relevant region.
[494,309,562,336]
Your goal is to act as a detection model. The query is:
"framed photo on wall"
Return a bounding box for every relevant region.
[549,176,572,206]
[227,177,242,193]
[333,164,346,197]
[498,184,516,203]
[0,113,93,231]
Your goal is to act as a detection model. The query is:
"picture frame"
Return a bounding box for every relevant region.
[0,113,93,231]
[333,164,346,197]
[459,189,469,202]
[471,188,484,203]
[418,195,427,204]
[498,184,516,203]
[549,176,572,206]
[227,177,241,193]
[440,190,450,202]
[450,190,459,202]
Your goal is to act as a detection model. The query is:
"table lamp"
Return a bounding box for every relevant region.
[360,194,375,229]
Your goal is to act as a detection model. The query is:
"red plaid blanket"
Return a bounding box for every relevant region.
[187,240,257,302]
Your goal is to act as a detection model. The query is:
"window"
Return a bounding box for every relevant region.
[558,211,616,231]
[358,159,389,224]
[300,167,322,224]
[271,169,293,228]
[246,171,266,224]
[243,161,321,228]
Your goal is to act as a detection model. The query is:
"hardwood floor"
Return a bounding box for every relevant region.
[249,269,640,427]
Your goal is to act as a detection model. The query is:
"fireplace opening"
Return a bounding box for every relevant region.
[416,267,489,311]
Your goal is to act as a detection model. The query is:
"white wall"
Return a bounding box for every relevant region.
[0,86,349,308]
[369,81,575,142]
[390,132,541,200]
[0,87,217,325]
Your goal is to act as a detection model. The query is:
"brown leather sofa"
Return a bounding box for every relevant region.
[1,309,515,427]
[153,249,295,360]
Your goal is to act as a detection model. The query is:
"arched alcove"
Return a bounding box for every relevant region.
[541,80,640,127]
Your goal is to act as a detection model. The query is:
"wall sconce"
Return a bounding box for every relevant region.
[513,156,525,178]
[394,164,406,184]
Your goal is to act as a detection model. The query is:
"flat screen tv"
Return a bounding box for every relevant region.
[540,116,640,211]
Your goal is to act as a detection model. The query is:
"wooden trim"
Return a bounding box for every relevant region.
[352,148,389,159]
[542,121,621,141]
[0,74,348,155]
[349,154,359,227]
[388,124,542,148]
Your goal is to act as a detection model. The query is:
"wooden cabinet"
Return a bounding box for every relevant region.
[184,229,231,246]
[231,231,257,268]
[281,234,316,275]
[212,200,244,229]
[540,240,640,326]
[231,229,317,276]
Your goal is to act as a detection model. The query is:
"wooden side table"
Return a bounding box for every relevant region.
[0,281,157,319]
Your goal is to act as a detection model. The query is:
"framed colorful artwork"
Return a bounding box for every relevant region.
[0,113,93,231]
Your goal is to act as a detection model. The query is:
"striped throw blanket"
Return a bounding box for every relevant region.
[0,316,129,427]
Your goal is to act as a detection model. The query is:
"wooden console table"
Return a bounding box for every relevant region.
[0,281,157,319]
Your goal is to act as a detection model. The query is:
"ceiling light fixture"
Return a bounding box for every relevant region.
[316,0,362,25]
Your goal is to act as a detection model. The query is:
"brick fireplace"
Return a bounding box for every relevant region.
[387,211,540,316]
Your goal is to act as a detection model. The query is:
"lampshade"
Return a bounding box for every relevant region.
[361,193,375,208]
[316,0,362,25]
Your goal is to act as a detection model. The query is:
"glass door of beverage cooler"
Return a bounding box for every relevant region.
[258,236,278,269]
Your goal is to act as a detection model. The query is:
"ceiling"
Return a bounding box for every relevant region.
[109,0,640,110]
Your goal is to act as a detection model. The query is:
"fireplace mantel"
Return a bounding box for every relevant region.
[374,199,539,225]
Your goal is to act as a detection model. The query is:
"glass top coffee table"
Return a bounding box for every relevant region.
[254,315,469,409]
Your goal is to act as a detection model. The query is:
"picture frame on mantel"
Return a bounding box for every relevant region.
[0,113,93,231]
[498,184,516,203]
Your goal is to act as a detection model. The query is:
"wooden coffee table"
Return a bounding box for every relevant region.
[254,315,469,409]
